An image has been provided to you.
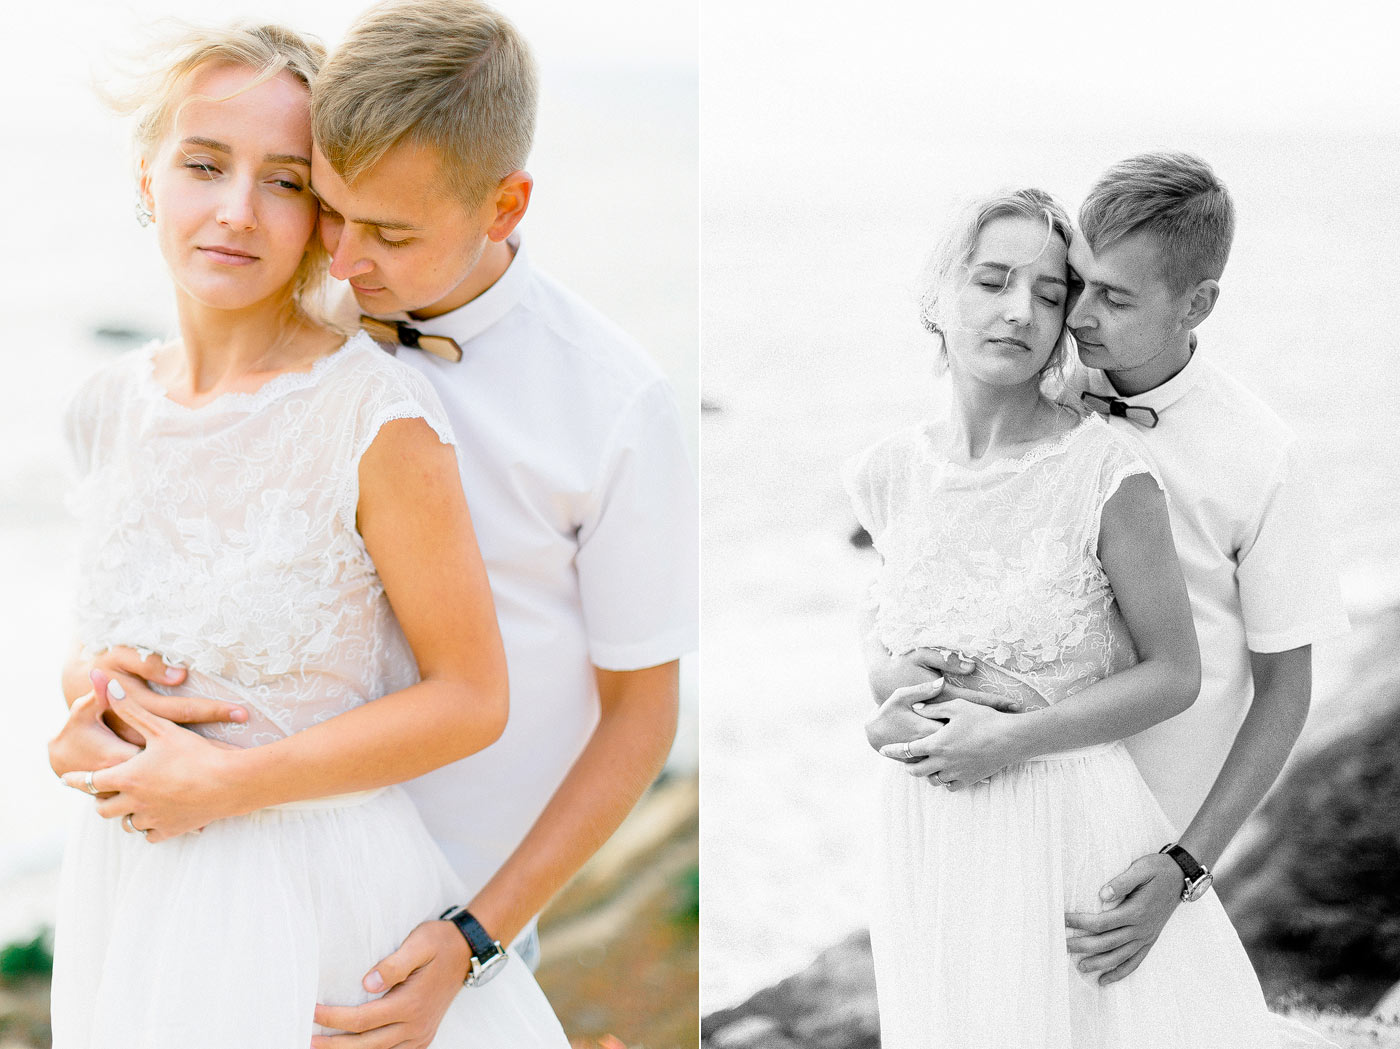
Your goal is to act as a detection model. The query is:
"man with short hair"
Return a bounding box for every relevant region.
[302,5,697,1040]
[866,150,1346,984]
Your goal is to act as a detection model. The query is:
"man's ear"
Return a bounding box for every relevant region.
[1181,279,1220,332]
[485,170,533,243]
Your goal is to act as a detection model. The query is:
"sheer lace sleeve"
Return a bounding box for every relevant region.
[62,348,148,480]
[844,428,918,542]
[332,345,459,531]
[1085,429,1166,562]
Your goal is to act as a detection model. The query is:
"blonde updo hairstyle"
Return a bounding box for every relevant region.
[105,22,329,318]
[916,187,1075,389]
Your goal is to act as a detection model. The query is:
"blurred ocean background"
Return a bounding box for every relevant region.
[699,0,1400,1015]
[0,0,697,951]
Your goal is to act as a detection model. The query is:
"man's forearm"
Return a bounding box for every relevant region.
[465,661,680,946]
[1177,646,1311,868]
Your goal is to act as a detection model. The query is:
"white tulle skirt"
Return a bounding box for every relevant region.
[50,786,568,1049]
[870,742,1336,1049]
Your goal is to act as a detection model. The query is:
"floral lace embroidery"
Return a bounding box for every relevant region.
[66,332,456,744]
[849,413,1161,706]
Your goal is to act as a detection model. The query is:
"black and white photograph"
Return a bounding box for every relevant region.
[701,2,1400,1047]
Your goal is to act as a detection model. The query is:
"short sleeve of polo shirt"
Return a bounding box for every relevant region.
[1236,440,1350,653]
[575,379,698,670]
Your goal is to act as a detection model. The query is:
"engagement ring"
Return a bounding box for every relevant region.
[121,814,139,834]
[83,771,99,796]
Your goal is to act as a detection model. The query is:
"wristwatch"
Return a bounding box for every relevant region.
[1159,842,1214,902]
[439,906,510,986]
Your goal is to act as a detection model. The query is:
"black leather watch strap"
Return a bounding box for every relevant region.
[1159,842,1214,902]
[438,905,509,985]
[1159,842,1205,882]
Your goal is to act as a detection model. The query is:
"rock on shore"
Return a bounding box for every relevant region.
[701,931,878,1049]
[1219,606,1400,1012]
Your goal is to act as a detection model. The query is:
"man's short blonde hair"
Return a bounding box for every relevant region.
[1079,151,1235,294]
[312,0,538,207]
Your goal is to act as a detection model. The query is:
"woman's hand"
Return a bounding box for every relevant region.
[878,698,1032,789]
[60,689,243,843]
[48,674,141,779]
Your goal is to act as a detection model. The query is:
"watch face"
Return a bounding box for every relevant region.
[467,948,510,987]
[1183,873,1213,902]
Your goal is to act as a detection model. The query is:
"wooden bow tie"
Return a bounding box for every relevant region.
[1080,390,1159,429]
[360,316,463,363]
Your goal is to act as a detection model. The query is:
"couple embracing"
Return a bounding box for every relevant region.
[850,153,1348,1047]
[47,1,696,1046]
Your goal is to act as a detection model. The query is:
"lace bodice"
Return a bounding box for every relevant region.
[65,332,456,747]
[845,412,1162,708]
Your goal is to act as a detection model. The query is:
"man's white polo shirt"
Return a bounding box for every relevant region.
[350,237,698,897]
[1084,350,1348,831]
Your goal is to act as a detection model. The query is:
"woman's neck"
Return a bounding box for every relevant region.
[169,291,325,398]
[942,367,1062,464]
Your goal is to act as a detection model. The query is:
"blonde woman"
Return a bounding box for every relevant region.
[47,23,566,1048]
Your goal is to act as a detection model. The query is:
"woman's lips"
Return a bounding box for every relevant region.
[989,336,1031,351]
[199,246,258,265]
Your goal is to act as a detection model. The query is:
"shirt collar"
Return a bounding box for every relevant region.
[370,231,531,345]
[1086,334,1203,415]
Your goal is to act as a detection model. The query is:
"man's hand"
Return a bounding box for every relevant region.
[865,679,949,753]
[312,920,469,1049]
[866,640,975,706]
[59,686,242,842]
[1065,852,1183,984]
[49,674,141,779]
[64,647,247,743]
[876,698,1028,788]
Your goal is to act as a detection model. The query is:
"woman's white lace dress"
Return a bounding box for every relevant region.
[51,333,568,1049]
[846,412,1329,1049]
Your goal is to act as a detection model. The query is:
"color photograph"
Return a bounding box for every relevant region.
[0,1,697,1046]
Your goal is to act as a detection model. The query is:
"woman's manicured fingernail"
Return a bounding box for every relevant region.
[364,970,384,992]
[230,707,248,723]
[108,679,126,701]
[913,702,928,711]
[89,669,105,686]
[164,665,183,682]
[1100,886,1115,901]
